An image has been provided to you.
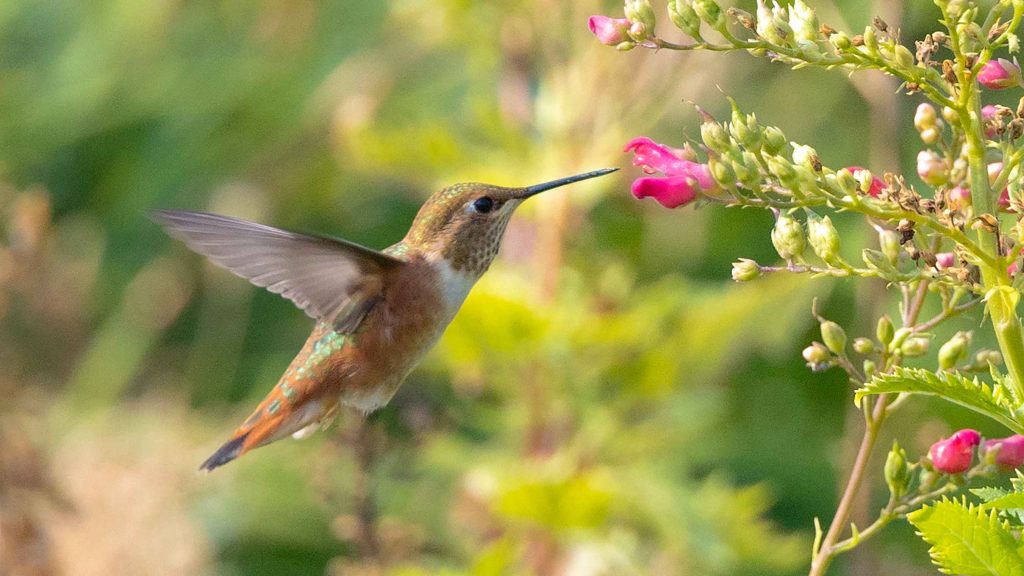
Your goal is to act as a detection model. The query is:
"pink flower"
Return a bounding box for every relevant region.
[1011,260,1019,277]
[982,105,1000,138]
[588,15,631,46]
[984,435,1024,469]
[846,166,885,197]
[625,137,718,209]
[930,429,981,474]
[935,252,956,269]
[978,58,1022,90]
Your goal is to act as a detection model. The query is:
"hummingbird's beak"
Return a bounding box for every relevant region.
[517,167,619,199]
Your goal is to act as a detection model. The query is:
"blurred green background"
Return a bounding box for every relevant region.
[1,1,1014,574]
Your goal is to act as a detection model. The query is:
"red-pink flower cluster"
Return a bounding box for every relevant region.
[624,137,718,208]
[929,429,980,474]
[929,430,1024,473]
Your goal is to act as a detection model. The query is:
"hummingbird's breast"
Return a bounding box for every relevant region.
[328,254,472,412]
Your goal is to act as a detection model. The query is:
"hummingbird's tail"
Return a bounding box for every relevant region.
[199,392,331,472]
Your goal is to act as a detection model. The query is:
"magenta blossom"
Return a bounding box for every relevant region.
[625,137,718,209]
[845,166,885,197]
[984,435,1024,469]
[978,58,1023,90]
[588,15,631,46]
[929,429,981,474]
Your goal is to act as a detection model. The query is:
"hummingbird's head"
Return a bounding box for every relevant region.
[405,168,616,275]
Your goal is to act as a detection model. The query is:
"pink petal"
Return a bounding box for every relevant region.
[625,137,694,176]
[631,176,699,208]
[588,15,629,46]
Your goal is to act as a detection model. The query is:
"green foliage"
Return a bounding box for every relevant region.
[856,367,1024,434]
[908,498,1024,576]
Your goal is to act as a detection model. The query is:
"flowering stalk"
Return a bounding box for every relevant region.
[594,0,1024,574]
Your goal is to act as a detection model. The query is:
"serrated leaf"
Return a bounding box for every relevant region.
[856,367,1024,434]
[984,494,1024,511]
[908,498,1024,576]
[974,488,1013,503]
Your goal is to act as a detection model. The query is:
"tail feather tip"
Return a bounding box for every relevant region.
[199,434,248,473]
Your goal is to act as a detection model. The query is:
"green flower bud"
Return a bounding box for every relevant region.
[884,441,910,498]
[829,31,851,50]
[802,342,830,366]
[975,349,1003,367]
[901,335,930,357]
[876,315,895,346]
[820,320,847,355]
[709,157,736,188]
[862,25,878,56]
[741,150,765,188]
[729,111,761,149]
[791,144,818,168]
[771,213,806,260]
[863,359,877,377]
[668,0,702,37]
[766,155,797,187]
[731,258,761,282]
[700,122,731,153]
[836,168,858,196]
[856,168,877,195]
[693,0,724,28]
[853,337,875,354]
[625,0,657,32]
[762,126,786,154]
[808,214,841,264]
[788,0,818,42]
[862,248,898,277]
[893,44,915,69]
[938,331,970,370]
[879,229,901,266]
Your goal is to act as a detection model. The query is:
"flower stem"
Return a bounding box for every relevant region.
[809,393,889,576]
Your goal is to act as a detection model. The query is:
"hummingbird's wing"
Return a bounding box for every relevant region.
[150,210,404,333]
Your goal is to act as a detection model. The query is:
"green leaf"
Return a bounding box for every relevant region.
[984,494,1024,511]
[974,488,1013,504]
[908,498,1024,576]
[856,367,1024,434]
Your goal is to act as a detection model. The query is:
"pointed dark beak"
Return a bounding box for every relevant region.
[517,167,618,199]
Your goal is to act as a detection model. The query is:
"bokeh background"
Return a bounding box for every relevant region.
[2,1,1018,574]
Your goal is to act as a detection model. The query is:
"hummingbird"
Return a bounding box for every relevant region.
[151,168,616,471]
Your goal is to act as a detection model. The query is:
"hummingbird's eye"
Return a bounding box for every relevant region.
[472,197,495,214]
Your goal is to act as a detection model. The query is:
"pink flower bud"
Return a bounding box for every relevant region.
[984,435,1024,469]
[978,58,1023,90]
[1011,260,1019,277]
[845,166,885,197]
[982,105,1000,138]
[625,137,719,209]
[929,429,981,474]
[935,252,956,269]
[588,15,631,46]
[917,150,948,186]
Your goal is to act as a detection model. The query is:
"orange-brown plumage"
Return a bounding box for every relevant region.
[150,168,615,471]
